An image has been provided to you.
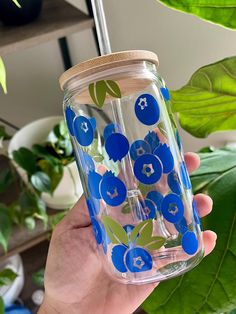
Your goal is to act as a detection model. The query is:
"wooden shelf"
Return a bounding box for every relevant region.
[0,0,94,56]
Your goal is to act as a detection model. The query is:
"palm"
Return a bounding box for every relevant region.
[42,153,216,314]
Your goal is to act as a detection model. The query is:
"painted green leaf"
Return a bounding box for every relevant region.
[0,268,17,286]
[0,57,7,94]
[136,220,153,246]
[105,80,122,98]
[30,171,51,193]
[157,0,236,29]
[171,56,236,138]
[145,236,166,250]
[142,148,236,314]
[102,216,129,246]
[92,154,104,162]
[122,202,131,214]
[0,298,3,314]
[11,0,21,8]
[0,205,11,252]
[130,219,152,243]
[89,81,107,108]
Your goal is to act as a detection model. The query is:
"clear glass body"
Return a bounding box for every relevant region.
[62,60,204,284]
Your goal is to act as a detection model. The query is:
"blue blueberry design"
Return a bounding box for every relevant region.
[105,133,129,162]
[135,94,160,126]
[180,161,192,189]
[86,198,100,217]
[167,170,182,195]
[154,143,174,174]
[174,217,188,235]
[146,191,163,212]
[103,123,122,141]
[139,198,158,220]
[78,150,95,175]
[134,154,163,185]
[100,173,127,206]
[103,217,166,273]
[88,170,102,199]
[91,217,110,254]
[193,199,202,229]
[181,231,199,255]
[130,140,151,161]
[160,87,170,101]
[65,106,76,136]
[144,131,160,152]
[161,193,184,223]
[73,116,94,146]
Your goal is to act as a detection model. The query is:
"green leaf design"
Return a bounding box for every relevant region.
[0,268,17,286]
[30,171,52,193]
[171,56,236,138]
[136,220,153,246]
[145,236,166,251]
[142,148,236,314]
[0,204,12,252]
[102,216,129,246]
[122,202,131,214]
[89,81,107,108]
[12,147,38,175]
[0,57,7,94]
[105,80,121,98]
[157,0,236,29]
[11,0,21,8]
[130,219,152,243]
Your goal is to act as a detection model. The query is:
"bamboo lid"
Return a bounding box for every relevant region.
[59,50,159,90]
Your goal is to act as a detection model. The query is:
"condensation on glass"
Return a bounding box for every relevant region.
[59,51,204,284]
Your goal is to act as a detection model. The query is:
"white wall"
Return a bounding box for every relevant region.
[1,0,236,151]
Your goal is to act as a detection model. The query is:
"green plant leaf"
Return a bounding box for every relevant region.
[0,297,3,314]
[130,219,152,243]
[0,204,12,252]
[105,80,121,98]
[32,268,45,288]
[157,0,236,29]
[11,0,21,8]
[0,268,17,286]
[12,147,38,175]
[171,56,236,138]
[0,168,13,194]
[142,148,236,314]
[89,81,107,108]
[38,159,63,193]
[32,144,58,164]
[30,171,51,193]
[24,216,36,230]
[102,216,129,246]
[0,125,11,140]
[0,57,7,94]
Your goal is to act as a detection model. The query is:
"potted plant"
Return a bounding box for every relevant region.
[8,116,83,210]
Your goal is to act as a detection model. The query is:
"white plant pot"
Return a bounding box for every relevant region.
[0,254,24,305]
[8,116,83,210]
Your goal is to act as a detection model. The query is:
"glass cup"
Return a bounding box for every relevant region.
[59,50,204,284]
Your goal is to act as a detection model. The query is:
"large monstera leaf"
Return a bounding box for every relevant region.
[142,148,236,314]
[171,56,236,138]
[157,0,236,29]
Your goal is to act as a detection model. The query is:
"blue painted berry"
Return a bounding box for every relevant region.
[111,245,127,272]
[182,231,198,255]
[154,143,174,174]
[135,94,160,126]
[125,247,152,272]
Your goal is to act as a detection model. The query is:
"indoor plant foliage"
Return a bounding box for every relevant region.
[0,267,17,314]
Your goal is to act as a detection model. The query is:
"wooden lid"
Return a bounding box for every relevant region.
[59,50,159,90]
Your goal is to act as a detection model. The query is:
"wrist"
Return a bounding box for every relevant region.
[38,294,81,314]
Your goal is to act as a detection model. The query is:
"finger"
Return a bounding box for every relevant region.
[203,230,217,256]
[194,194,213,218]
[184,152,200,175]
[62,195,91,229]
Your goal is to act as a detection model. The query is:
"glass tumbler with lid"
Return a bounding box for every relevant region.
[59,50,204,284]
